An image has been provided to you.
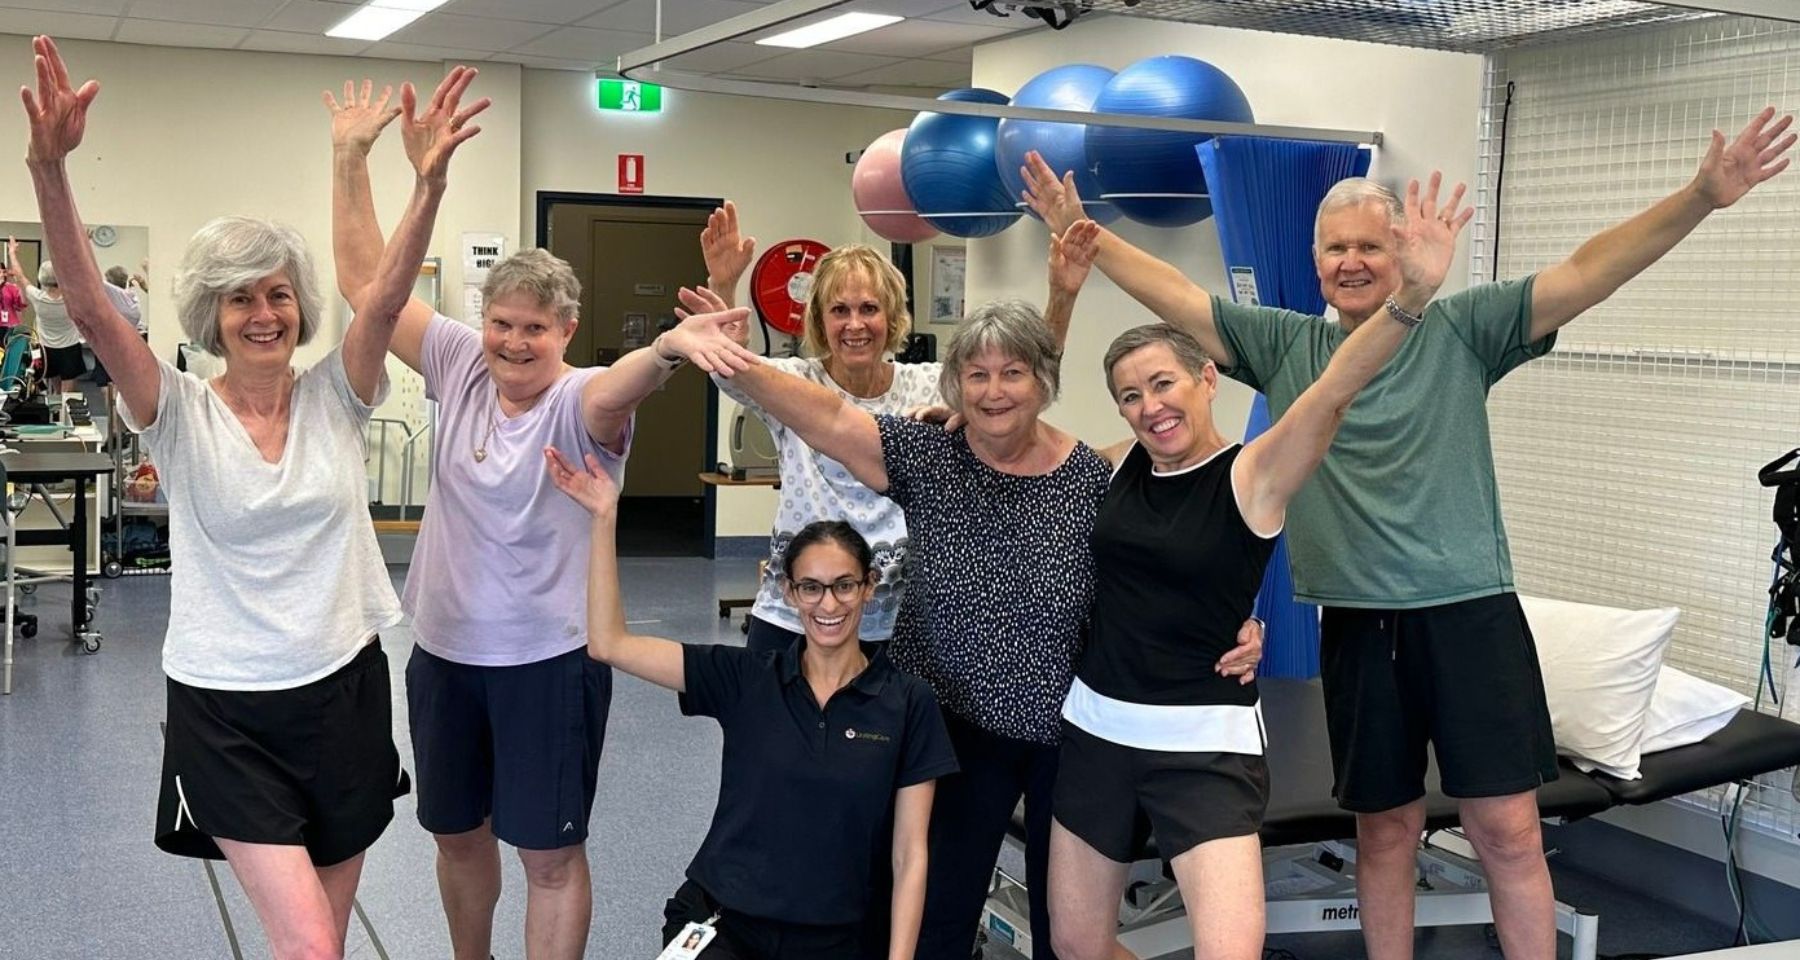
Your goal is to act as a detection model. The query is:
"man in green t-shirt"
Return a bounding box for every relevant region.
[1021,108,1792,960]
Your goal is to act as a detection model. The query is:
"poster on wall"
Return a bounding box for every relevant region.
[462,232,506,286]
[929,245,966,325]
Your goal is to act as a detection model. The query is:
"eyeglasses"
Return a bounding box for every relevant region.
[790,577,867,603]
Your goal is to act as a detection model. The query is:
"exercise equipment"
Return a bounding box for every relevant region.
[749,239,831,340]
[1086,56,1254,228]
[901,88,1021,238]
[853,129,939,244]
[995,63,1121,225]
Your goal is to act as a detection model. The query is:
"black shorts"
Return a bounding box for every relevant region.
[43,343,85,381]
[406,644,612,850]
[661,879,861,960]
[1052,720,1269,863]
[155,640,408,866]
[1320,592,1559,813]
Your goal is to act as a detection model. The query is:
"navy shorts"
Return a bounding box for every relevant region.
[155,640,407,866]
[406,644,612,850]
[1320,592,1559,813]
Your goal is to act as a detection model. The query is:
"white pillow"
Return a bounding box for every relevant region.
[1639,666,1748,754]
[1520,595,1680,780]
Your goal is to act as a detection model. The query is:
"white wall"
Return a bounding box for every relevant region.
[518,69,907,535]
[967,18,1485,446]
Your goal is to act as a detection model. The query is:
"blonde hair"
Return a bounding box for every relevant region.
[799,244,911,358]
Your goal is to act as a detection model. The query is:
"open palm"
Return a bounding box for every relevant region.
[324,78,401,154]
[1693,107,1796,209]
[1394,172,1472,295]
[401,66,490,180]
[20,36,99,165]
[545,447,619,516]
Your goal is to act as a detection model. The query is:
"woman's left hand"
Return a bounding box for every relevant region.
[1214,616,1264,685]
[400,65,491,181]
[544,447,619,517]
[1049,218,1101,297]
[20,36,99,166]
[661,293,759,375]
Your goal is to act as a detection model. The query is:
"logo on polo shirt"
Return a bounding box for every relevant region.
[844,728,891,743]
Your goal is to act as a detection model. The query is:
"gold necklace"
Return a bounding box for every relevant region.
[472,390,500,463]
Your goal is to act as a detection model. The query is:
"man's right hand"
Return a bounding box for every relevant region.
[323,78,402,155]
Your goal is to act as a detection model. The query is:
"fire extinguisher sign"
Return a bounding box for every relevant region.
[618,154,645,194]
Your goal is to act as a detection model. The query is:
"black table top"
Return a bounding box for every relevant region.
[0,451,116,479]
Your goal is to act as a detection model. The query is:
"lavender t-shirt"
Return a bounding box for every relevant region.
[403,315,629,666]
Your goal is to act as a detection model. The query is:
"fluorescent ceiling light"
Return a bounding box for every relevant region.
[326,0,449,41]
[755,12,903,48]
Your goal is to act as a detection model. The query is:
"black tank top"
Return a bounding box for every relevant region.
[1079,443,1277,707]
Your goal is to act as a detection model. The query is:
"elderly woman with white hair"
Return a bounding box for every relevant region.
[19,35,481,960]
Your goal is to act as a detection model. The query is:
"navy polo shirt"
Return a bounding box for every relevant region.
[678,639,959,926]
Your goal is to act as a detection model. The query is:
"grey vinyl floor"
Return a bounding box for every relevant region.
[0,562,1773,959]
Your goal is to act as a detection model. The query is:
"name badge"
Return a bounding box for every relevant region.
[655,918,718,959]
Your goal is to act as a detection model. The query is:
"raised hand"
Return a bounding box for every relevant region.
[1692,106,1796,210]
[20,36,99,166]
[400,66,490,181]
[1214,616,1264,686]
[1393,172,1472,299]
[1020,150,1086,235]
[324,78,402,155]
[544,447,619,517]
[1050,218,1101,298]
[676,284,752,348]
[700,201,756,289]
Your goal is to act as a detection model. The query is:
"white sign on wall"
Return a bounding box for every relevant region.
[462,232,506,286]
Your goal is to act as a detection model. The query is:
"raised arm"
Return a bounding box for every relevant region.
[547,447,688,689]
[1235,174,1472,534]
[888,781,934,960]
[1531,107,1794,340]
[1021,150,1234,366]
[674,286,889,490]
[19,36,159,424]
[340,73,484,405]
[1043,218,1098,355]
[326,71,487,371]
[699,200,756,312]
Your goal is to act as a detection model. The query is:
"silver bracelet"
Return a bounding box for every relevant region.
[1384,296,1425,329]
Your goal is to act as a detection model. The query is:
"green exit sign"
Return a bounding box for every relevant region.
[597,79,662,113]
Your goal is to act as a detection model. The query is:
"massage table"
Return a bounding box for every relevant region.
[984,678,1800,959]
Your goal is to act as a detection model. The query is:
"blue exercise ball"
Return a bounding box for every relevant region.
[902,88,1022,239]
[996,64,1122,226]
[1086,56,1254,228]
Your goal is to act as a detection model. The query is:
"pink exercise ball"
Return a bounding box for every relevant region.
[853,129,939,244]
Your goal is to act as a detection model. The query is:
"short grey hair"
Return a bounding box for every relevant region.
[173,216,323,358]
[1103,324,1212,397]
[104,266,128,288]
[481,248,580,325]
[939,298,1061,411]
[1314,177,1403,246]
[37,260,56,288]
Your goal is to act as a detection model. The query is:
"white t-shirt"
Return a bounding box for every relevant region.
[26,283,136,348]
[714,357,943,639]
[118,348,403,690]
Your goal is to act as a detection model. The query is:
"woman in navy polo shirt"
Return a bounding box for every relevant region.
[547,446,957,960]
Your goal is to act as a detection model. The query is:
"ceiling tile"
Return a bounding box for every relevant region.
[821,17,1017,59]
[508,24,647,62]
[0,9,119,41]
[656,40,777,76]
[259,0,362,34]
[236,29,372,57]
[442,0,623,25]
[362,40,500,63]
[832,56,968,90]
[125,0,285,29]
[389,11,555,50]
[0,0,128,14]
[114,18,250,47]
[482,52,602,71]
[920,2,1043,29]
[736,48,900,82]
[577,0,763,37]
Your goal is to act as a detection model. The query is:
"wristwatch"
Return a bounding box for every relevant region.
[1383,295,1425,329]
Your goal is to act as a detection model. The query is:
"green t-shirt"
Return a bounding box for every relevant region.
[1211,275,1553,609]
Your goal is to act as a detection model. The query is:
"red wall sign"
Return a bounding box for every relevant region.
[618,154,645,194]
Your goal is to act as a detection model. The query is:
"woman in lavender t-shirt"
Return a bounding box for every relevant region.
[326,77,755,958]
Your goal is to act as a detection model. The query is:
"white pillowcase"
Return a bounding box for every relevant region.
[1520,595,1680,781]
[1639,666,1748,755]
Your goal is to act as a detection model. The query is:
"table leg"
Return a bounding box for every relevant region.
[71,476,86,632]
